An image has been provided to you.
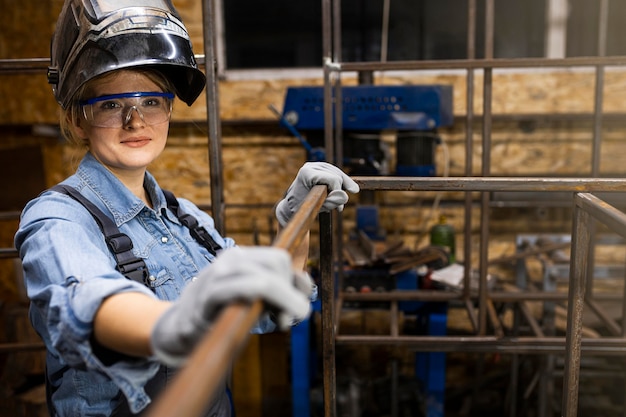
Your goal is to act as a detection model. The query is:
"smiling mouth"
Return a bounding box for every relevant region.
[121,138,151,146]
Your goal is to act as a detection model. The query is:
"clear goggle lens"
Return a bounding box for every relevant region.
[80,92,174,128]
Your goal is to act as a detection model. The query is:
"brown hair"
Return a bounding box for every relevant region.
[59,68,176,148]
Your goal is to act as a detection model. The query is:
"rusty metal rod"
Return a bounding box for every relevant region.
[334,56,626,72]
[562,198,590,417]
[353,176,626,192]
[6,55,626,75]
[0,342,45,353]
[338,290,622,302]
[319,211,336,417]
[145,185,327,417]
[519,301,545,338]
[585,298,622,337]
[334,335,626,355]
[0,248,19,259]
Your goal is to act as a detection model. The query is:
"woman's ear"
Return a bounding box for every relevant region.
[68,111,88,143]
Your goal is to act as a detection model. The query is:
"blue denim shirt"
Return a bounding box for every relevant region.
[14,152,278,416]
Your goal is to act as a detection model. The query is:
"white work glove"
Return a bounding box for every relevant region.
[150,246,314,367]
[276,162,360,227]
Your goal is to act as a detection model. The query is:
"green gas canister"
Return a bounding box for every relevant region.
[430,215,456,263]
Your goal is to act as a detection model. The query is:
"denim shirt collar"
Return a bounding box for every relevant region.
[75,152,169,227]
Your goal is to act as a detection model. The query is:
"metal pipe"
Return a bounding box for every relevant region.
[0,342,45,353]
[335,55,626,72]
[334,335,626,355]
[5,55,626,75]
[561,195,591,417]
[0,248,19,259]
[479,0,495,336]
[352,176,626,192]
[202,0,225,234]
[322,0,335,164]
[338,290,622,302]
[586,0,610,301]
[145,185,328,417]
[585,298,622,336]
[464,299,478,333]
[320,211,336,417]
[519,301,546,338]
[463,0,477,303]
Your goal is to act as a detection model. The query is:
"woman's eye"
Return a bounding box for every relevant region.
[98,100,122,111]
[141,98,162,107]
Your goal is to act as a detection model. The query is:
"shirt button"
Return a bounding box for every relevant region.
[161,236,169,243]
[149,275,156,282]
[191,276,198,282]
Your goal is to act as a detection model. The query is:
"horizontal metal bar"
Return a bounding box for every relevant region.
[0,342,45,353]
[353,176,626,192]
[5,55,626,75]
[0,248,19,259]
[0,56,207,74]
[0,58,49,73]
[340,290,623,303]
[335,335,626,355]
[335,56,626,72]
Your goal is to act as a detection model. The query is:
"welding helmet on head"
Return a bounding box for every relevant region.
[48,0,206,109]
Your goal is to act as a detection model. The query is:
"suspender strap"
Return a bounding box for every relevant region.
[51,185,150,286]
[162,189,223,256]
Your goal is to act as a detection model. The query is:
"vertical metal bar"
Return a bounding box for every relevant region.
[561,196,591,417]
[587,0,610,297]
[333,0,342,65]
[202,0,225,234]
[463,0,477,306]
[381,0,390,63]
[322,0,334,164]
[622,256,626,338]
[540,263,558,417]
[391,300,399,417]
[333,0,343,166]
[320,212,336,417]
[509,247,527,417]
[479,0,495,336]
[621,248,626,417]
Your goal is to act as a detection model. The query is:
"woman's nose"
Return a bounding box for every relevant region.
[123,106,145,127]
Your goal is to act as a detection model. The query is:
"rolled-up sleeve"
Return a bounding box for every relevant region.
[15,192,159,409]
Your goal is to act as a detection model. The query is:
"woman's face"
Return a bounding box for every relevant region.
[73,70,171,176]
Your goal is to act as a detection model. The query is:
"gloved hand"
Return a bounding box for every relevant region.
[276,162,360,227]
[150,246,313,367]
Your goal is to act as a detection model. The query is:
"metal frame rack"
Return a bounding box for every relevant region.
[318,1,626,417]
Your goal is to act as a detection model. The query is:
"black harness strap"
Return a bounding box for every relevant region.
[51,184,150,286]
[162,189,222,256]
[51,185,222,285]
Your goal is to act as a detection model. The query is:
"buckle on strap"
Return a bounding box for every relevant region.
[179,214,222,256]
[117,259,150,285]
[106,233,134,253]
[106,233,150,286]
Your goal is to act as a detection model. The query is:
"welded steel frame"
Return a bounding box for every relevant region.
[317,178,626,417]
[319,1,626,417]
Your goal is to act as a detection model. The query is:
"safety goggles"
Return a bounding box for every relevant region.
[79,92,174,128]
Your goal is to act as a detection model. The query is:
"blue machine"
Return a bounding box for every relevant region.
[280,85,453,177]
[283,85,453,417]
[281,85,453,131]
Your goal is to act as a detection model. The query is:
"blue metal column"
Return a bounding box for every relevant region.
[415,307,447,417]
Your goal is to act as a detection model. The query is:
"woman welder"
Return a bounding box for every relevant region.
[14,1,359,415]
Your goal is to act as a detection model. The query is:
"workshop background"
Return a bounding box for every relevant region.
[3,0,626,416]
